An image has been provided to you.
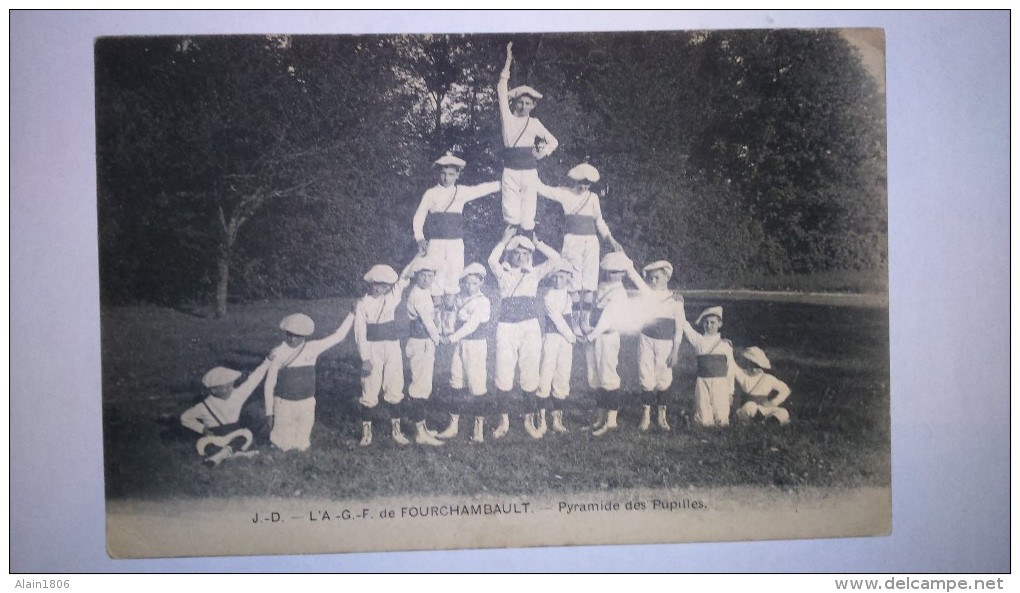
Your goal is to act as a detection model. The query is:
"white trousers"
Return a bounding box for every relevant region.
[736,401,790,424]
[450,339,488,396]
[405,337,436,399]
[639,334,674,392]
[538,332,574,399]
[694,377,733,427]
[501,168,539,230]
[562,234,601,292]
[270,397,316,452]
[359,340,404,407]
[586,332,621,391]
[495,319,542,393]
[425,238,465,296]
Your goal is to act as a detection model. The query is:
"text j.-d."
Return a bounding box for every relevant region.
[252,511,282,523]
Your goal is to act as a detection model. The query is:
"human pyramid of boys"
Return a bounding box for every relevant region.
[181,43,792,467]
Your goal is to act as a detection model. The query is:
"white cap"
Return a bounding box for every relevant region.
[364,264,399,284]
[509,85,543,100]
[642,260,674,278]
[280,313,315,337]
[695,306,723,325]
[600,251,632,272]
[202,367,242,389]
[742,346,771,370]
[460,262,488,280]
[567,163,600,183]
[506,236,536,253]
[433,154,466,169]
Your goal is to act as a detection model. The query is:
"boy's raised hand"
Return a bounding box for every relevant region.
[503,42,513,71]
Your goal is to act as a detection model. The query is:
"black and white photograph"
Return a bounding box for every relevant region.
[96,28,890,558]
[11,10,1010,574]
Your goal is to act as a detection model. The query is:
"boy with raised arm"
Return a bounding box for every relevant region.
[629,260,686,432]
[354,263,413,446]
[585,251,637,436]
[680,306,737,428]
[497,41,558,235]
[263,312,355,452]
[181,362,269,467]
[488,226,562,439]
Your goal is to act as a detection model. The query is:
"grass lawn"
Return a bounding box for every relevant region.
[101,292,889,501]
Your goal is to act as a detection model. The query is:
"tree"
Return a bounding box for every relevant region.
[97,35,413,315]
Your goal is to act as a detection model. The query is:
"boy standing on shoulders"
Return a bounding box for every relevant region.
[354,264,412,446]
[412,154,500,333]
[437,263,492,443]
[488,226,562,439]
[181,362,269,467]
[404,257,445,446]
[498,41,558,236]
[734,346,792,426]
[264,312,355,452]
[537,163,622,335]
[680,306,737,428]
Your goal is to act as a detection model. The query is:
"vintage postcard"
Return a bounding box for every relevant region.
[98,28,889,558]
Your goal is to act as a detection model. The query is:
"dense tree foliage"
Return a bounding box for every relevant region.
[96,30,886,313]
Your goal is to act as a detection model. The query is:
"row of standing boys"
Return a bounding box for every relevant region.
[180,42,791,466]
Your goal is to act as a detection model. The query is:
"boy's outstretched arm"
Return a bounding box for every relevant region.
[310,312,355,354]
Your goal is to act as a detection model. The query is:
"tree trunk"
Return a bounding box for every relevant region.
[215,251,230,318]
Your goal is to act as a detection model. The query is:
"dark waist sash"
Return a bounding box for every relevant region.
[458,320,489,341]
[746,394,771,405]
[277,365,316,400]
[697,354,729,378]
[423,212,464,240]
[499,296,539,323]
[642,317,676,340]
[503,147,538,170]
[366,321,401,342]
[409,318,431,340]
[563,214,597,236]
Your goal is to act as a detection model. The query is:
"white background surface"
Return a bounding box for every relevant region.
[9,10,1011,572]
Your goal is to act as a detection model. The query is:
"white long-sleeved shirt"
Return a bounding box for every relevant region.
[588,281,630,339]
[543,288,576,342]
[354,274,412,360]
[181,360,270,433]
[537,184,612,238]
[264,314,354,413]
[406,284,442,344]
[448,293,492,342]
[734,370,791,405]
[412,182,501,242]
[498,71,558,156]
